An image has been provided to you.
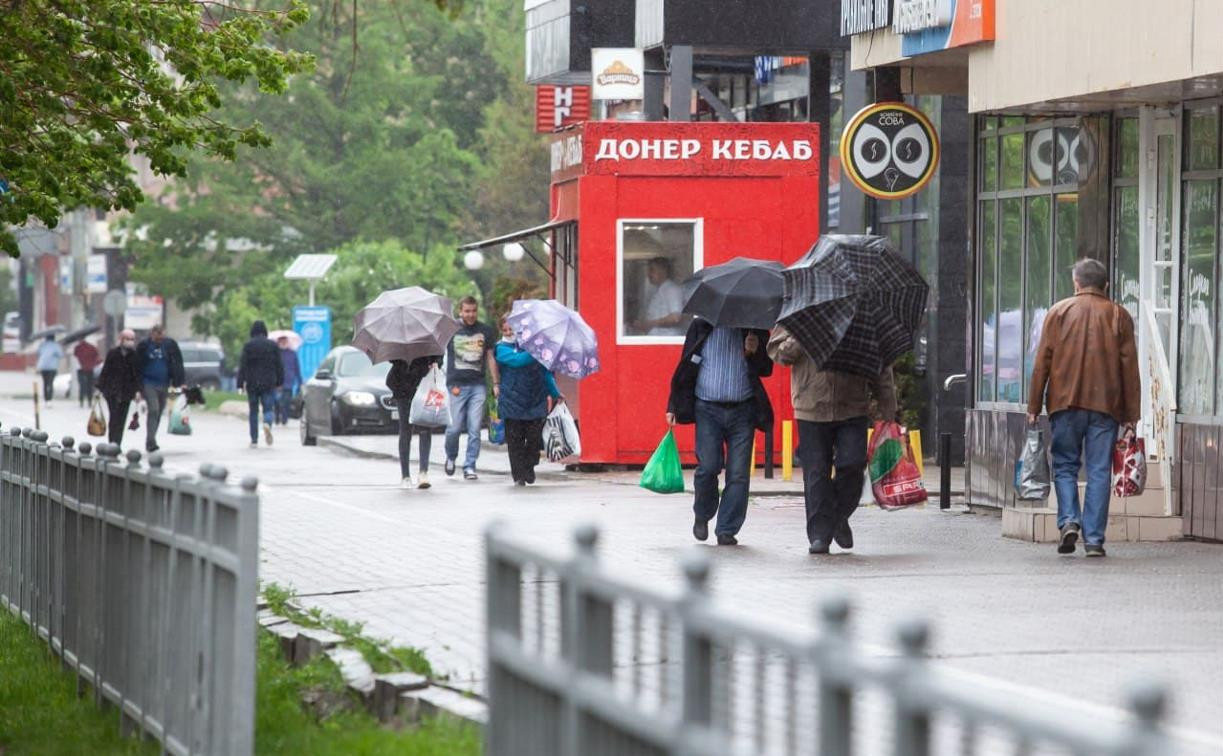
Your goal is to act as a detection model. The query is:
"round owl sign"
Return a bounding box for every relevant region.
[840,102,940,200]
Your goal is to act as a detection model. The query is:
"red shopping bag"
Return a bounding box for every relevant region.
[1112,434,1147,497]
[867,421,928,510]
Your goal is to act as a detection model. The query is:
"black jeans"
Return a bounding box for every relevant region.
[105,397,131,446]
[40,370,56,401]
[797,417,869,545]
[396,398,431,478]
[78,369,95,405]
[505,418,545,483]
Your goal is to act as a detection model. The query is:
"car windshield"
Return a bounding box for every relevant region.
[337,353,391,378]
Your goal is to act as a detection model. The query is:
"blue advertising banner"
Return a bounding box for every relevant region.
[293,305,332,380]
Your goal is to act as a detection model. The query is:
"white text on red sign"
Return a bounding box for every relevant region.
[594,138,815,162]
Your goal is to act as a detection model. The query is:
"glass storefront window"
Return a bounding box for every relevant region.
[1113,186,1140,318]
[1116,118,1140,179]
[998,198,1024,403]
[619,220,700,342]
[979,201,997,401]
[1026,127,1056,187]
[981,136,998,192]
[1187,107,1220,172]
[1025,195,1052,394]
[1001,132,1025,190]
[1179,180,1217,414]
[1055,194,1079,302]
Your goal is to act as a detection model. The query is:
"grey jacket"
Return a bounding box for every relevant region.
[766,325,897,423]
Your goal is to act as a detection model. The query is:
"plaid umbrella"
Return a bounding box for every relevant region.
[778,235,928,378]
[507,299,600,379]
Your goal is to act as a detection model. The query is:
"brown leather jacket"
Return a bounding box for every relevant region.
[767,326,897,423]
[1027,290,1141,423]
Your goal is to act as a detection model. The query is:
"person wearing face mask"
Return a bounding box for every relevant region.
[96,330,143,448]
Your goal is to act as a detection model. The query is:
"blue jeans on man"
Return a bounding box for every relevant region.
[248,390,276,444]
[445,384,486,472]
[693,398,755,537]
[1050,408,1118,546]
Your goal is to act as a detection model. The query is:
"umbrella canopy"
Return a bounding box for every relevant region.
[59,324,100,345]
[352,287,460,364]
[507,299,600,379]
[778,234,929,378]
[681,257,784,330]
[28,325,66,342]
[267,329,302,350]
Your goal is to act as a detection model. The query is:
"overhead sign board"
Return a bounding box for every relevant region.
[896,0,994,56]
[87,254,108,294]
[840,102,939,200]
[125,295,164,331]
[582,122,820,178]
[536,85,591,132]
[841,0,892,35]
[591,48,644,101]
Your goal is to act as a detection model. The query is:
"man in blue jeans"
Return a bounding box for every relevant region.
[444,297,501,480]
[666,319,774,546]
[237,320,284,448]
[1028,259,1141,557]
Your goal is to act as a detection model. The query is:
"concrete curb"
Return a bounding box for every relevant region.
[318,436,396,460]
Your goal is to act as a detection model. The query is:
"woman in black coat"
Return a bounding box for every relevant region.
[387,354,443,489]
[95,329,143,447]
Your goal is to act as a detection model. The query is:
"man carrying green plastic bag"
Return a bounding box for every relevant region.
[640,430,685,493]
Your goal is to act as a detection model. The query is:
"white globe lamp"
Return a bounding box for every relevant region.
[502,242,526,262]
[463,250,485,271]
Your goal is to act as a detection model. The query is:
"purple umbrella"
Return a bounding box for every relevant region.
[507,299,601,379]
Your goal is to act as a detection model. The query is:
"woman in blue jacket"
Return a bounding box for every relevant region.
[495,316,562,486]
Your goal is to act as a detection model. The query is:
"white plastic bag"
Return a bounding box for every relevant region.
[409,365,452,429]
[168,392,192,435]
[542,402,581,462]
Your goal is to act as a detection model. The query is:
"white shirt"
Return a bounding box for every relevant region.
[643,279,685,336]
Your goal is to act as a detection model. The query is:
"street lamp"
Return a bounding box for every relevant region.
[463,250,485,271]
[502,242,526,262]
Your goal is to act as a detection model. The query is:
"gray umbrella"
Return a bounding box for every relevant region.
[681,257,784,330]
[778,235,928,378]
[352,287,460,364]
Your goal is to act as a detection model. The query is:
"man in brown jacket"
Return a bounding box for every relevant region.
[768,325,897,554]
[1028,258,1141,558]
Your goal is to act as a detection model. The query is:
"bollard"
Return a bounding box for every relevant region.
[939,433,951,510]
[909,430,923,476]
[32,381,40,430]
[763,427,774,479]
[781,420,793,482]
[749,437,757,477]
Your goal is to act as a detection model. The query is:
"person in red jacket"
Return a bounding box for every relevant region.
[73,338,101,407]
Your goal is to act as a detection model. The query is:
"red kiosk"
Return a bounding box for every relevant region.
[487,120,821,466]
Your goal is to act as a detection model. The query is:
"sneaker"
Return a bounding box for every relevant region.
[400,477,413,490]
[417,472,431,489]
[1057,523,1080,554]
[445,459,456,477]
[464,468,478,481]
[249,442,258,449]
[263,423,274,446]
[1085,543,1107,558]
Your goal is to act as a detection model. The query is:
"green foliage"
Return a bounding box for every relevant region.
[0,268,19,318]
[0,0,313,257]
[0,609,156,753]
[893,351,925,429]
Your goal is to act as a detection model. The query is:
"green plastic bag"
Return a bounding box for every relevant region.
[640,430,685,494]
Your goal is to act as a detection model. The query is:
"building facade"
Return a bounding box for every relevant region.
[848,0,1223,541]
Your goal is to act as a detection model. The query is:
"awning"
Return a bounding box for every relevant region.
[458,219,575,277]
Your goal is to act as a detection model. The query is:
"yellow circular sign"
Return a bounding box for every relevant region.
[840,102,940,200]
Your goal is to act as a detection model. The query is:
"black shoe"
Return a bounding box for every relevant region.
[833,521,854,550]
[693,518,709,542]
[1085,543,1107,558]
[525,469,536,484]
[808,539,831,555]
[146,443,159,454]
[716,534,738,546]
[514,480,526,487]
[1058,523,1080,554]
[445,459,456,477]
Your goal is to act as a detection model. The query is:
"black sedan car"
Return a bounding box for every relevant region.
[300,346,398,445]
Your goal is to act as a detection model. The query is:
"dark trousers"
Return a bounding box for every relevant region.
[797,417,869,545]
[106,397,131,446]
[247,390,276,443]
[693,399,755,537]
[40,370,56,401]
[275,387,294,425]
[396,398,432,478]
[505,418,545,483]
[78,369,95,405]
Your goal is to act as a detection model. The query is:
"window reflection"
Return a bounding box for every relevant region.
[621,222,697,339]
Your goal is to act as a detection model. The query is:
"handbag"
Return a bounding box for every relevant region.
[128,403,141,432]
[542,402,581,463]
[640,430,684,494]
[867,421,927,510]
[487,409,505,444]
[86,398,107,437]
[1014,428,1052,501]
[1112,432,1147,497]
[408,365,452,429]
[168,393,192,435]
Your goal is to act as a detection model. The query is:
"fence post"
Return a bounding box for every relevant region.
[1124,683,1169,755]
[678,551,713,754]
[939,433,952,510]
[562,524,604,755]
[816,596,853,756]
[894,620,932,756]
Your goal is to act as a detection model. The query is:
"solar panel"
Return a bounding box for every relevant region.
[283,254,338,280]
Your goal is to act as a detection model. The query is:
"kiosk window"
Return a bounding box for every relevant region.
[619,221,701,341]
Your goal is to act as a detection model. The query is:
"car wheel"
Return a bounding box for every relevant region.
[300,416,316,446]
[329,401,343,436]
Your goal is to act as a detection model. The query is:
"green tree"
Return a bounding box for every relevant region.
[0,0,312,256]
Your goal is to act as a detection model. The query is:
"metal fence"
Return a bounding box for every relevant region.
[0,427,259,756]
[486,524,1171,756]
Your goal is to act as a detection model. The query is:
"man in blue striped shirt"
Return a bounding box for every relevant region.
[667,318,774,545]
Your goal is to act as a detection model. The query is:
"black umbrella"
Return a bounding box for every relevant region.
[778,235,928,378]
[681,257,784,330]
[59,324,100,345]
[27,325,66,342]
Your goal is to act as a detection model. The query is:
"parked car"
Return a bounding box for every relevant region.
[299,346,396,446]
[178,341,225,390]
